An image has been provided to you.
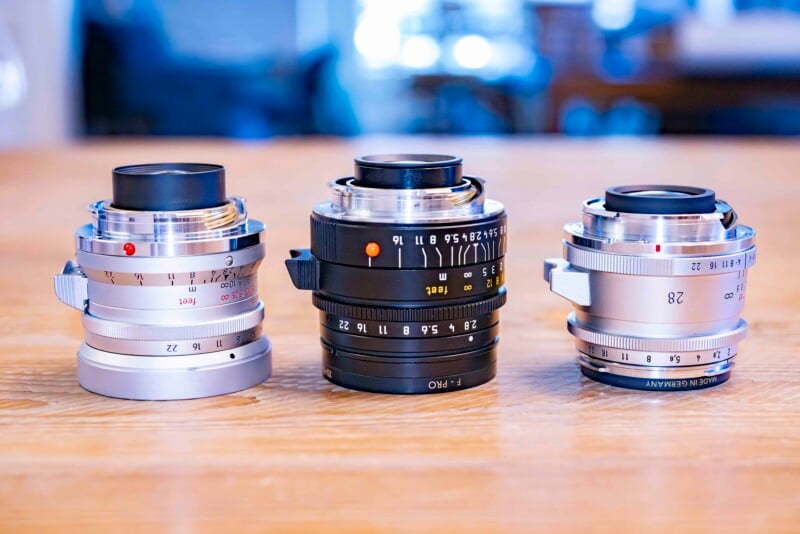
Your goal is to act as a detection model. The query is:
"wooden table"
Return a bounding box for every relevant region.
[1,138,798,533]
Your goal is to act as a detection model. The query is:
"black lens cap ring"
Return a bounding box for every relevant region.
[112,163,226,211]
[354,154,463,189]
[605,185,716,215]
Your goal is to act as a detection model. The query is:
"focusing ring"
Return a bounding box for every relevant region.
[311,288,506,322]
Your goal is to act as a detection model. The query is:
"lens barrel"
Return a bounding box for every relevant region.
[545,184,756,391]
[54,163,271,400]
[287,154,507,394]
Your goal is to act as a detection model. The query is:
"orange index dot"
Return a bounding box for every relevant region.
[365,242,381,258]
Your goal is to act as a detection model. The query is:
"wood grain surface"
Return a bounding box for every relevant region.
[0,138,798,533]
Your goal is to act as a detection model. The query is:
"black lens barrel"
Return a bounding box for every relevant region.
[322,341,498,394]
[299,210,506,393]
[354,154,463,189]
[287,154,507,394]
[112,162,226,211]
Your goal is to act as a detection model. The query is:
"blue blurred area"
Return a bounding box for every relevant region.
[8,0,796,141]
[81,0,358,137]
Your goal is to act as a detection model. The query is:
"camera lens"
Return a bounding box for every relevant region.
[286,154,507,394]
[544,184,756,391]
[54,163,271,400]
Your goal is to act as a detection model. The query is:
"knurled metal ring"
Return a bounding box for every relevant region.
[82,301,265,340]
[312,289,506,322]
[567,313,747,352]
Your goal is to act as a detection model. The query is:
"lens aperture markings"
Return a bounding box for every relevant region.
[576,340,737,367]
[323,311,498,339]
[310,213,507,269]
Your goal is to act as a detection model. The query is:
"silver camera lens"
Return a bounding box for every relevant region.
[54,163,271,400]
[544,185,756,391]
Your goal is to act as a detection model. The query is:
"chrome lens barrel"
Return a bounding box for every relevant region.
[544,185,756,391]
[54,164,271,400]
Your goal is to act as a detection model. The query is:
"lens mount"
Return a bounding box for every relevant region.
[317,176,503,224]
[77,197,264,257]
[578,196,747,246]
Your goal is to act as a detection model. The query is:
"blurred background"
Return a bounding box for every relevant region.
[2,0,800,147]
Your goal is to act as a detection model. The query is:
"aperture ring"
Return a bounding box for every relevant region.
[567,313,747,352]
[321,310,499,338]
[79,335,270,371]
[321,323,499,355]
[85,326,262,356]
[312,288,506,322]
[564,243,757,277]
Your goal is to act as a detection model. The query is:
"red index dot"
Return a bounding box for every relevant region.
[123,242,136,256]
[655,244,661,253]
[365,242,381,258]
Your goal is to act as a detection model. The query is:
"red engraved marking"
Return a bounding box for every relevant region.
[123,243,136,256]
[655,244,661,253]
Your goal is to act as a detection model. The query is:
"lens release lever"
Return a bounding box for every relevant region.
[286,249,320,290]
[544,259,591,307]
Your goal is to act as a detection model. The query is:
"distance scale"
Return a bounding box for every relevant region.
[81,261,260,286]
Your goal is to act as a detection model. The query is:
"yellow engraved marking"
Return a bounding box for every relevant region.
[425,285,448,296]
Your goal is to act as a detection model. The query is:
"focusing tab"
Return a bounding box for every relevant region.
[54,260,88,311]
[286,249,321,290]
[544,259,591,307]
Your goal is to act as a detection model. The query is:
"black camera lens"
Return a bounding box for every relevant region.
[286,154,508,394]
